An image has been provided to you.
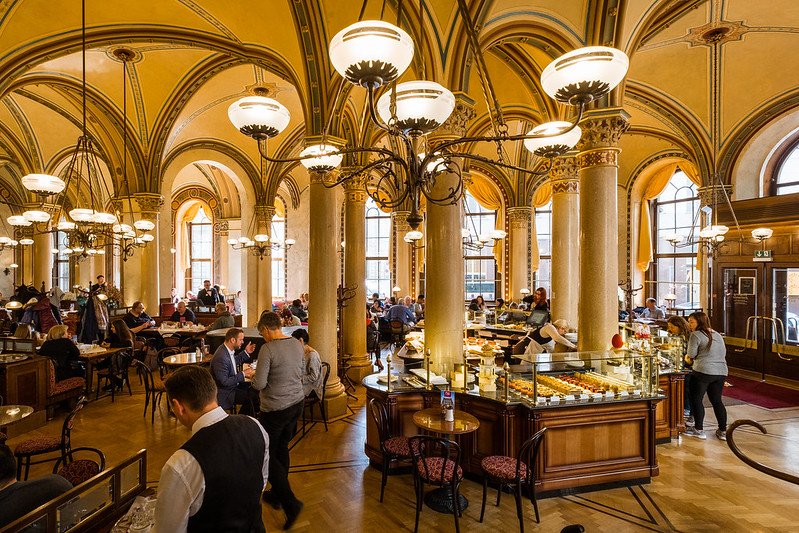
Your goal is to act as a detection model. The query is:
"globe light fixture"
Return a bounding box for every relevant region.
[23,210,51,223]
[329,20,414,87]
[751,227,773,242]
[523,121,582,158]
[69,208,95,223]
[134,219,156,231]
[140,234,155,242]
[91,211,117,225]
[19,238,34,246]
[57,220,77,231]
[228,96,291,140]
[7,215,31,227]
[300,144,343,172]
[21,173,66,196]
[541,46,629,105]
[376,81,456,135]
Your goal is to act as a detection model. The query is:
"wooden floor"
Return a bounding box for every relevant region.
[5,373,799,532]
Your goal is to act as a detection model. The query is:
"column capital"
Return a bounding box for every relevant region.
[550,155,580,193]
[254,204,276,227]
[507,206,531,229]
[430,92,476,141]
[134,193,164,219]
[698,183,732,207]
[310,170,339,186]
[392,210,412,233]
[577,109,630,169]
[342,174,367,203]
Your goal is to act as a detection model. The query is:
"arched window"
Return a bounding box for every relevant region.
[463,192,498,301]
[52,230,70,290]
[534,201,552,295]
[271,211,286,300]
[652,169,700,308]
[775,143,799,195]
[188,206,213,293]
[365,198,391,298]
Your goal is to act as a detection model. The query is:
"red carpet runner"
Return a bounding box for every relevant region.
[724,375,799,409]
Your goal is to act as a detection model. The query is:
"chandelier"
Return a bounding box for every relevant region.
[228,233,295,261]
[227,1,629,230]
[5,0,153,262]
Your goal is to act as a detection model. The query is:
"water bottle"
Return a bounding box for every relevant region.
[194,348,201,361]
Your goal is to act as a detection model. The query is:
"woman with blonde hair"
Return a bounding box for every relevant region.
[39,324,83,380]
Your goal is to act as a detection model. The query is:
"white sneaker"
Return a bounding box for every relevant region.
[685,415,694,426]
[684,426,706,439]
[715,429,727,441]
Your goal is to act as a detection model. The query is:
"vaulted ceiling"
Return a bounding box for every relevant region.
[0,0,796,210]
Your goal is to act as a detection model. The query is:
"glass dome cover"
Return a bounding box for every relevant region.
[228,96,291,140]
[541,46,629,104]
[523,121,583,158]
[300,144,343,172]
[21,173,66,195]
[329,20,414,87]
[376,81,456,135]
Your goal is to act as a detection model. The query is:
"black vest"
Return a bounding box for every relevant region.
[181,415,266,533]
[530,326,548,346]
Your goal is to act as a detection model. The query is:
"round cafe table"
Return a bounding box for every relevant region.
[412,407,480,514]
[0,405,34,427]
[162,353,212,367]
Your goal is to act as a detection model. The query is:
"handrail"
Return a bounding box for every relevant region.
[726,420,799,485]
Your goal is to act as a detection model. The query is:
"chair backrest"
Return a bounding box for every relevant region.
[320,362,331,401]
[111,350,133,374]
[517,427,547,483]
[389,320,404,334]
[53,446,106,486]
[132,359,156,393]
[61,396,88,450]
[45,357,57,395]
[408,435,461,485]
[368,398,392,443]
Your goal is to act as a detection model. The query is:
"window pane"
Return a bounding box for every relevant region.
[535,203,552,257]
[777,148,799,191]
[365,198,391,297]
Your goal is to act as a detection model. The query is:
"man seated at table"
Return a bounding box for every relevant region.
[288,299,307,322]
[637,298,665,320]
[197,280,220,307]
[384,296,416,333]
[208,302,234,331]
[0,444,72,528]
[170,301,197,325]
[210,327,257,415]
[124,301,156,334]
[154,366,269,532]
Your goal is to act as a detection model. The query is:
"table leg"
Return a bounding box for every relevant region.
[424,488,468,513]
[85,361,95,395]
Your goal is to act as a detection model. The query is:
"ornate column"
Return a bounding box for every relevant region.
[342,175,370,380]
[392,210,412,296]
[308,170,348,418]
[217,220,230,297]
[254,204,274,314]
[550,155,580,326]
[427,93,475,375]
[507,207,531,301]
[136,194,163,314]
[29,208,52,291]
[577,110,630,351]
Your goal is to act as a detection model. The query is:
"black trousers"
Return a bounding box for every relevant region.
[258,401,304,510]
[688,371,727,431]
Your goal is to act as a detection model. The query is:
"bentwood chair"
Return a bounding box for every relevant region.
[53,446,106,486]
[132,359,166,424]
[14,397,88,480]
[479,427,547,532]
[95,349,133,402]
[408,435,463,533]
[302,362,330,435]
[368,398,413,502]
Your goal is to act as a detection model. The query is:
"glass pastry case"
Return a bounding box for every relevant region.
[500,349,660,406]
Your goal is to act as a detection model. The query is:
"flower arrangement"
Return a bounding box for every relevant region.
[105,285,124,309]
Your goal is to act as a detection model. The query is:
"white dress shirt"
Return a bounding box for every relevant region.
[226,344,238,375]
[153,406,269,533]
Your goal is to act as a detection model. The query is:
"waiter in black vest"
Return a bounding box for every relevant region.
[154,366,269,532]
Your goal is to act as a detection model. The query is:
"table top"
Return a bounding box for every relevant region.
[77,346,127,361]
[163,353,211,366]
[157,326,207,335]
[412,407,480,435]
[0,404,34,426]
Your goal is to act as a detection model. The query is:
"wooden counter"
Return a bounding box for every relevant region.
[364,375,660,496]
[655,372,687,443]
[0,355,48,436]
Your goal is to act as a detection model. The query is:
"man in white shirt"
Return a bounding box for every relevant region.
[153,366,269,533]
[210,327,257,414]
[638,298,666,320]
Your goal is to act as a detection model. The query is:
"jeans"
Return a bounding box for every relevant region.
[688,371,727,431]
[258,401,304,510]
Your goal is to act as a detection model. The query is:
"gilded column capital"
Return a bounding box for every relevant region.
[393,210,412,233]
[430,92,476,141]
[310,169,339,186]
[216,219,230,236]
[698,183,732,207]
[576,109,630,169]
[550,155,580,194]
[134,193,164,220]
[255,204,275,227]
[507,206,532,229]
[461,170,474,189]
[343,174,367,204]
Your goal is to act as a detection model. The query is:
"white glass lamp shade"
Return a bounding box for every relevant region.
[0,237,11,245]
[329,20,414,87]
[96,293,108,301]
[712,224,729,235]
[69,208,95,222]
[169,248,176,254]
[664,293,677,301]
[123,231,136,239]
[405,230,423,242]
[392,286,401,293]
[133,237,145,245]
[5,301,22,310]
[91,211,117,225]
[7,215,31,227]
[140,233,155,242]
[112,223,132,234]
[228,96,291,140]
[699,226,714,239]
[19,238,34,245]
[245,240,256,248]
[134,219,156,231]
[50,248,59,254]
[8,263,17,269]
[541,46,629,104]
[96,249,106,255]
[376,81,456,134]
[21,173,66,195]
[254,234,269,243]
[285,238,296,246]
[300,144,343,172]
[490,229,507,240]
[523,121,582,158]
[665,233,684,244]
[23,210,51,223]
[751,227,773,240]
[227,238,238,245]
[10,240,18,246]
[62,248,73,255]
[520,288,531,295]
[72,246,85,253]
[86,249,97,255]
[57,220,76,231]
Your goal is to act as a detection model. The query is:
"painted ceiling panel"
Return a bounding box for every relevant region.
[488,1,586,44]
[620,0,656,51]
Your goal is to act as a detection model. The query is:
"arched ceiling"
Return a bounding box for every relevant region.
[0,0,795,209]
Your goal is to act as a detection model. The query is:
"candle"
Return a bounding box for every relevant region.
[386,354,392,392]
[425,349,432,391]
[503,362,510,403]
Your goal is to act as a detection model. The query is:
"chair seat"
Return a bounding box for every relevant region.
[57,460,101,486]
[481,455,528,482]
[52,377,86,396]
[416,457,462,483]
[15,436,61,455]
[383,436,411,457]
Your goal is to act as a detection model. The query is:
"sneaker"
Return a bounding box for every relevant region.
[715,429,727,441]
[684,426,706,440]
[685,415,694,426]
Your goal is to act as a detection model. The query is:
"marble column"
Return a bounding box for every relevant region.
[577,110,630,351]
[392,210,412,296]
[136,194,163,314]
[254,204,274,314]
[507,207,531,301]
[217,220,230,297]
[342,176,370,380]
[31,222,52,291]
[308,170,347,418]
[550,156,580,327]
